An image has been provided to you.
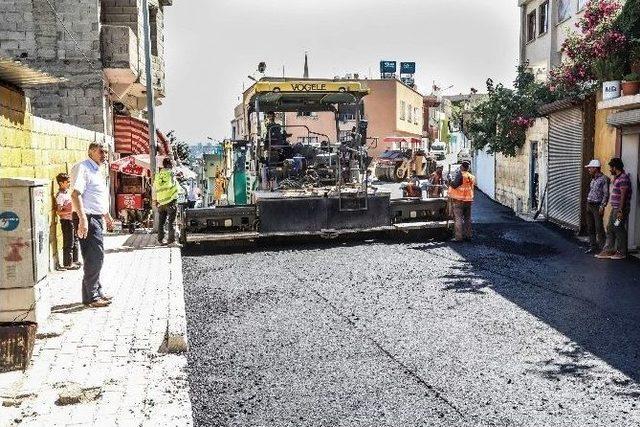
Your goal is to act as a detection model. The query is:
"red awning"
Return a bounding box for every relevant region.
[114,115,172,156]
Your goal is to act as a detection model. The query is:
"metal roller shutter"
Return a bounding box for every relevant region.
[547,107,583,230]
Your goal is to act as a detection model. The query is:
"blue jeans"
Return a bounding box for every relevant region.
[78,215,105,303]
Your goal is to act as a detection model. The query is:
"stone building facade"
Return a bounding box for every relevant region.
[0,0,173,135]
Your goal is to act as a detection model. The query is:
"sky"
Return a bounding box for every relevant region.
[156,0,520,144]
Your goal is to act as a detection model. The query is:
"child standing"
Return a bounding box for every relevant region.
[55,173,80,270]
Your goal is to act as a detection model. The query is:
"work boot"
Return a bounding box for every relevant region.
[594,250,614,259]
[610,252,627,260]
[85,298,111,308]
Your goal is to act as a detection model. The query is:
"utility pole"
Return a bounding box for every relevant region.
[142,0,158,230]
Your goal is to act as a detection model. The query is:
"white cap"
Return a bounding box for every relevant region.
[585,159,601,168]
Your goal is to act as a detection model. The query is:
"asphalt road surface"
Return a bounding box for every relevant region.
[183,193,640,426]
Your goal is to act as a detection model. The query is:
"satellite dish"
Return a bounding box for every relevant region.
[258,62,266,73]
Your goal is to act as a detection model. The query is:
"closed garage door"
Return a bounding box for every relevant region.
[547,107,583,230]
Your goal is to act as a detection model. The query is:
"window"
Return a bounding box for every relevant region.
[339,130,351,142]
[558,0,571,22]
[297,136,319,145]
[414,107,419,125]
[408,104,412,123]
[296,111,317,117]
[577,0,587,11]
[339,113,356,122]
[538,2,549,35]
[527,10,536,42]
[400,101,406,120]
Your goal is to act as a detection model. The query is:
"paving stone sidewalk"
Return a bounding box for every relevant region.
[0,234,192,427]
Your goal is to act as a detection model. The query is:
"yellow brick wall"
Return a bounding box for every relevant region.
[593,92,619,221]
[0,82,110,269]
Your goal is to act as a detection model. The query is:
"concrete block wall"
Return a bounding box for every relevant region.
[494,118,548,215]
[496,150,529,213]
[101,0,166,95]
[0,83,112,268]
[101,25,139,72]
[0,0,109,134]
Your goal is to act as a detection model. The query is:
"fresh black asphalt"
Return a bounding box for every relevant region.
[183,192,640,426]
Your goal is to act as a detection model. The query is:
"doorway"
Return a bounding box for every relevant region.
[621,133,640,250]
[530,141,539,211]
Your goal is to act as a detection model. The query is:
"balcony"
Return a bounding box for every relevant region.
[101,25,140,87]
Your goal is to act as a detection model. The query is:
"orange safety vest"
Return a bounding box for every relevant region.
[448,171,475,202]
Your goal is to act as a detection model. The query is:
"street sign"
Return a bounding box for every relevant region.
[400,62,416,74]
[380,61,397,74]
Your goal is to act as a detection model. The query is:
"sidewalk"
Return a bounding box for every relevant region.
[0,233,192,426]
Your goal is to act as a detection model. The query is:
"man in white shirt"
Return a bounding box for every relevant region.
[187,179,200,208]
[71,142,114,308]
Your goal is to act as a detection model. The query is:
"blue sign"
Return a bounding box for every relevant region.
[0,211,20,232]
[380,61,397,74]
[400,62,416,74]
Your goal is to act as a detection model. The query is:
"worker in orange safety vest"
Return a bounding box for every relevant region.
[448,160,475,241]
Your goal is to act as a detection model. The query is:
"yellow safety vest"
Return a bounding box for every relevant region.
[154,169,179,206]
[448,171,475,202]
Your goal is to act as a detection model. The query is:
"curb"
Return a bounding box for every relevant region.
[165,247,189,353]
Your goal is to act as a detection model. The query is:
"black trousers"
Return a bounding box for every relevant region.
[60,218,78,266]
[158,201,177,243]
[78,215,104,304]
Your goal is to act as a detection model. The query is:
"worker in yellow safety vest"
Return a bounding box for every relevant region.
[153,157,180,245]
[448,160,475,242]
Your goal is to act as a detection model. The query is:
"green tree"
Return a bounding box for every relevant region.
[466,66,558,157]
[166,130,191,165]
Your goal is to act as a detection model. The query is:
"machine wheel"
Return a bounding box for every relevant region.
[394,164,407,182]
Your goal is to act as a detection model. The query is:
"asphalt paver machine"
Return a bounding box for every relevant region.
[181,78,451,245]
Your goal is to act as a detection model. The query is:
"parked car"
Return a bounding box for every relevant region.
[430,143,446,161]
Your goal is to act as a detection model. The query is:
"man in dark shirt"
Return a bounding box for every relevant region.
[596,158,632,260]
[584,160,609,254]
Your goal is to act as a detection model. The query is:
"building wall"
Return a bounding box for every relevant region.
[0,82,111,268]
[1,0,108,133]
[362,79,424,157]
[593,93,621,221]
[395,81,423,136]
[361,79,396,151]
[284,112,337,145]
[473,147,496,200]
[520,0,584,79]
[0,0,172,132]
[495,118,548,214]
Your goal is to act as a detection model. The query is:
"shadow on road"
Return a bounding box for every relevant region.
[424,193,640,384]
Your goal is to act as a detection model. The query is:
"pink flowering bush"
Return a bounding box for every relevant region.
[550,0,626,88]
